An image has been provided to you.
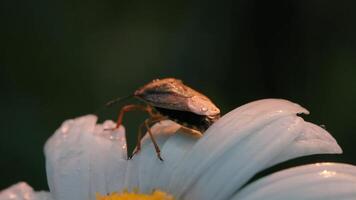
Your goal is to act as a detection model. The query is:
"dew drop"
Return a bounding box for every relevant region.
[122,143,127,150]
[103,120,116,130]
[9,193,16,199]
[61,126,68,133]
[60,126,70,138]
[201,107,208,112]
[109,130,121,140]
[320,124,327,129]
[60,120,74,137]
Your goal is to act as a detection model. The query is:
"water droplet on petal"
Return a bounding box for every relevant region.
[320,124,327,129]
[61,126,69,134]
[122,143,127,150]
[109,130,122,140]
[319,170,336,178]
[103,120,116,130]
[60,119,74,137]
[9,193,16,199]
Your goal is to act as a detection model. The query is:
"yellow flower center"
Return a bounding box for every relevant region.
[96,190,175,200]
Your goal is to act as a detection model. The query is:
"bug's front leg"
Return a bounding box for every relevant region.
[115,104,156,128]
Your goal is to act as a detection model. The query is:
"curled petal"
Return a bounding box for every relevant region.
[267,122,342,166]
[44,115,127,200]
[233,163,356,200]
[167,99,341,200]
[0,182,53,200]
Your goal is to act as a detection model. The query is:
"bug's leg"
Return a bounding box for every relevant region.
[144,118,164,161]
[178,126,203,138]
[115,104,155,128]
[130,116,167,159]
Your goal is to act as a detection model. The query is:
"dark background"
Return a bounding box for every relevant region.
[1,0,355,190]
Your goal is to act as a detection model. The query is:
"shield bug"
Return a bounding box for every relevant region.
[108,78,220,160]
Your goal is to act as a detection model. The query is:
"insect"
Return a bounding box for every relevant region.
[107,78,220,160]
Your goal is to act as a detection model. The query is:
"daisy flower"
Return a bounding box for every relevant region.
[1,99,356,200]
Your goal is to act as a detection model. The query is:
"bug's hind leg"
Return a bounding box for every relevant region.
[145,118,164,161]
[130,116,167,160]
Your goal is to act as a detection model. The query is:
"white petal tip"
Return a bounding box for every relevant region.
[0,182,32,200]
[297,121,343,155]
[234,163,356,200]
[45,115,128,200]
[0,182,52,200]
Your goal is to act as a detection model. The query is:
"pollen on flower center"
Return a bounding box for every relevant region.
[96,190,175,200]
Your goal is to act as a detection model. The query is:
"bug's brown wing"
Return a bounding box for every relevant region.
[134,78,220,116]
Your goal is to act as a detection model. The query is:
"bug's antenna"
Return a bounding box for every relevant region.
[105,94,134,107]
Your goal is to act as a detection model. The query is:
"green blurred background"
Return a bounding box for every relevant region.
[1,0,356,190]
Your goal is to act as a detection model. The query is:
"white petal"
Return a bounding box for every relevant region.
[123,153,140,190]
[234,163,356,200]
[167,99,341,200]
[33,192,53,200]
[183,115,303,200]
[155,128,197,192]
[125,120,197,193]
[135,121,180,193]
[0,182,53,200]
[44,115,128,200]
[267,122,342,166]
